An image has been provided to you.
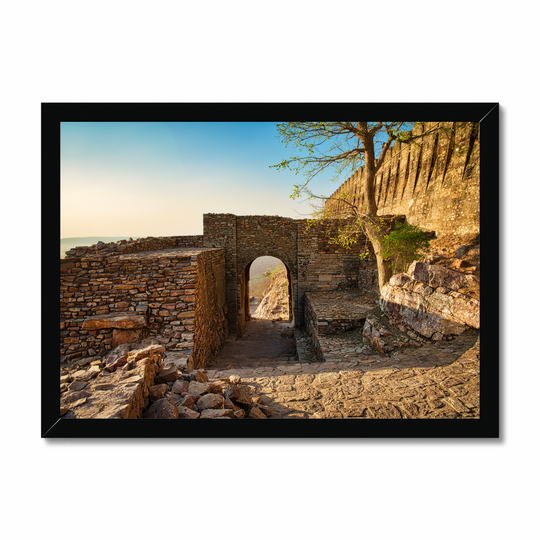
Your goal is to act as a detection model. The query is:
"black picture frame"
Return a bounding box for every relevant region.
[45,102,499,438]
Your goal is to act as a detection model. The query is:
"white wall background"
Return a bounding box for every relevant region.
[1,2,534,539]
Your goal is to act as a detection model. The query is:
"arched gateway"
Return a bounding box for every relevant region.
[203,214,367,337]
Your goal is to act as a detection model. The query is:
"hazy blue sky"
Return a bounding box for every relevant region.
[60,122,343,239]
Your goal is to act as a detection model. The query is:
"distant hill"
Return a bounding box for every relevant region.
[60,237,136,258]
[249,256,283,278]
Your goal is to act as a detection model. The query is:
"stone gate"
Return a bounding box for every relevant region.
[203,214,368,336]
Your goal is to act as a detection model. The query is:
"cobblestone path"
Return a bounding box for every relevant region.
[206,320,480,419]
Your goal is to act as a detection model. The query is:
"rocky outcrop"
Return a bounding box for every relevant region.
[60,344,165,419]
[254,269,289,320]
[381,261,480,339]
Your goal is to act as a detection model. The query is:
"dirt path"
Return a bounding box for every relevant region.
[207,318,297,370]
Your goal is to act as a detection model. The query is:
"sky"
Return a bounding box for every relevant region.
[60,122,343,239]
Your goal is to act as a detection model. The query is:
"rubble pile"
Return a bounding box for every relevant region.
[144,368,272,419]
[60,343,271,419]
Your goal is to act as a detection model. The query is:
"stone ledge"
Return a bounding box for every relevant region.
[82,312,147,330]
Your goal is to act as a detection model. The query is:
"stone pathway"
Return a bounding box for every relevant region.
[206,318,300,370]
[206,320,480,419]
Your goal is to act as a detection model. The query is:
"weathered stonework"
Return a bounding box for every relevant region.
[64,235,203,259]
[203,214,369,336]
[60,344,165,419]
[60,247,227,369]
[380,261,480,338]
[304,290,379,362]
[325,122,480,238]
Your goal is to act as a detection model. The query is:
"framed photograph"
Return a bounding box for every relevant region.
[45,103,498,438]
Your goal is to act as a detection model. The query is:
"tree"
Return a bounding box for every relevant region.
[271,121,463,293]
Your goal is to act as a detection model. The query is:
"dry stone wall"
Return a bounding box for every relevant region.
[64,235,203,259]
[60,246,227,369]
[325,122,480,237]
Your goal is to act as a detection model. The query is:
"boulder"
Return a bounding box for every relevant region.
[224,384,252,408]
[148,384,168,402]
[177,406,200,419]
[248,406,267,419]
[104,354,128,372]
[257,404,273,417]
[229,374,242,385]
[224,397,239,411]
[178,395,198,410]
[129,344,166,361]
[68,380,88,392]
[381,261,480,337]
[197,394,225,411]
[188,381,223,395]
[73,365,101,381]
[171,380,189,394]
[154,366,178,384]
[144,398,179,419]
[189,370,209,383]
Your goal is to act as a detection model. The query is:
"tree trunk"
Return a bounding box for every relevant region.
[359,122,393,293]
[364,222,393,294]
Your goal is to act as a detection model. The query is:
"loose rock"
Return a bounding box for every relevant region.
[144,398,179,419]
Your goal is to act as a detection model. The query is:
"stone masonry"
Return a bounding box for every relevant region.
[325,122,480,238]
[60,246,227,370]
[203,214,369,336]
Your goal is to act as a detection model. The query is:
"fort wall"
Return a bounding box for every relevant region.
[325,122,480,237]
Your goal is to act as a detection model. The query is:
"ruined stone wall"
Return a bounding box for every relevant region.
[192,249,228,369]
[64,235,203,259]
[325,122,480,237]
[60,247,226,365]
[203,214,238,333]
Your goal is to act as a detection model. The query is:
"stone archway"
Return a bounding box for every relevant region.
[240,257,293,325]
[203,214,299,336]
[203,213,365,337]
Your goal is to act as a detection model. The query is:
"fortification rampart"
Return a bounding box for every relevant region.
[325,122,480,237]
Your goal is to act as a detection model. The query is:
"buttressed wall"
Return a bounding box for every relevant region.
[325,122,480,237]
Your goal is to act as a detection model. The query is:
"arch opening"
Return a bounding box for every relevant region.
[240,256,292,327]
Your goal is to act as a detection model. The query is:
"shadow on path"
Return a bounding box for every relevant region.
[208,318,297,370]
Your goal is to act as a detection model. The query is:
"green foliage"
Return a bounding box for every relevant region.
[381,223,431,274]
